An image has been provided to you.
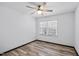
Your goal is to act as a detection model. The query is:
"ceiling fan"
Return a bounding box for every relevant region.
[26,2,53,15]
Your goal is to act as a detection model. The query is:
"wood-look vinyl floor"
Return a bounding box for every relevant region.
[1,40,77,56]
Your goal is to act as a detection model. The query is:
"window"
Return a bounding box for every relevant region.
[39,21,57,36]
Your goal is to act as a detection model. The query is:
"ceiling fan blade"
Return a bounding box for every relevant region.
[42,2,47,6]
[46,10,53,12]
[26,6,35,9]
[30,11,35,14]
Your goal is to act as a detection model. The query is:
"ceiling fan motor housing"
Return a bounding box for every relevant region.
[38,5,41,10]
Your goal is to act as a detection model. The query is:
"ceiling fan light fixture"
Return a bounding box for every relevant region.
[37,10,42,15]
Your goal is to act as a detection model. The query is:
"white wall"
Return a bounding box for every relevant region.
[0,6,36,54]
[75,5,79,55]
[36,12,75,46]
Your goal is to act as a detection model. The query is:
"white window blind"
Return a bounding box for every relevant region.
[39,21,57,36]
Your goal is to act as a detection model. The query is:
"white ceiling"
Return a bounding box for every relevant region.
[0,2,79,18]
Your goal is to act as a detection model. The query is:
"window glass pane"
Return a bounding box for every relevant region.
[47,21,57,36]
[40,22,47,35]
